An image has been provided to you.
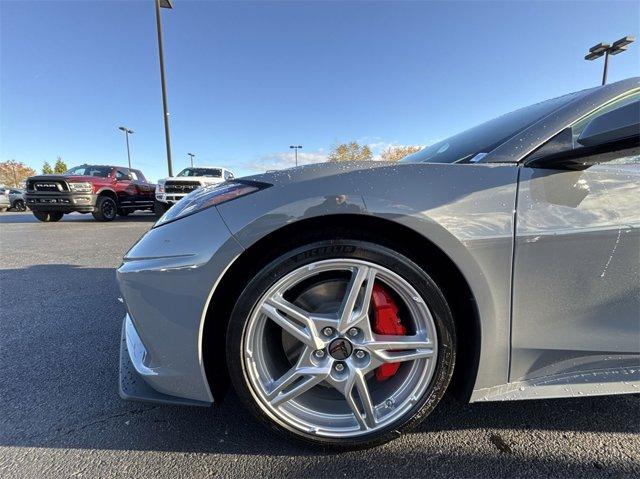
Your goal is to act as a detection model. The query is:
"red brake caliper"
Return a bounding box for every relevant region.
[370,283,406,381]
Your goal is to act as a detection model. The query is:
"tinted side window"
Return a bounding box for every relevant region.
[116,169,130,180]
[530,91,640,162]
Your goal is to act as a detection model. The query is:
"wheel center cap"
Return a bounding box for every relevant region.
[328,338,353,360]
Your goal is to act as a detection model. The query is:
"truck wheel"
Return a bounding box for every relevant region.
[13,200,27,212]
[92,196,118,222]
[154,200,169,218]
[33,211,63,222]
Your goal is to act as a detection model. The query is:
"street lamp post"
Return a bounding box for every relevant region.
[118,126,134,169]
[155,0,174,176]
[585,36,635,85]
[188,152,195,167]
[289,145,302,167]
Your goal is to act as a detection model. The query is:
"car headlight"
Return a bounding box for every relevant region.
[155,181,268,227]
[69,182,93,193]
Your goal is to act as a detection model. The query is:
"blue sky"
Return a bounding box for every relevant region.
[1,0,639,181]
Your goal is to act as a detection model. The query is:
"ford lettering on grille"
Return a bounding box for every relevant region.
[165,182,200,194]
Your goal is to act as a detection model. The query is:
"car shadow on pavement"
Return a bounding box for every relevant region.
[0,264,638,477]
[0,211,156,224]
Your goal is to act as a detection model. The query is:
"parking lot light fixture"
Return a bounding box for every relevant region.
[118,126,134,169]
[585,36,635,85]
[187,153,195,167]
[289,145,302,167]
[155,0,174,176]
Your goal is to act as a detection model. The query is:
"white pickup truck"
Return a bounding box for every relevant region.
[154,166,235,217]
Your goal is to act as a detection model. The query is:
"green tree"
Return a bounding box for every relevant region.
[42,161,53,174]
[327,142,372,162]
[380,145,422,162]
[53,156,68,174]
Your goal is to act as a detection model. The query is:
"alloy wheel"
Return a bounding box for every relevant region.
[242,258,438,437]
[102,198,116,220]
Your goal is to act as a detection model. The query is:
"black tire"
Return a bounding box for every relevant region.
[154,200,169,218]
[226,239,456,449]
[13,200,26,212]
[32,211,64,222]
[118,208,131,216]
[92,196,117,222]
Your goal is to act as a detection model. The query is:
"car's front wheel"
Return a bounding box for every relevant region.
[92,196,117,222]
[154,200,169,218]
[32,211,63,222]
[13,199,26,212]
[226,240,455,449]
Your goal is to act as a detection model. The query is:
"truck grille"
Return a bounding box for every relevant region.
[27,180,69,192]
[164,181,201,194]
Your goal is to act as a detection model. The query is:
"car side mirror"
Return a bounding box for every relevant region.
[577,100,640,147]
[119,174,133,181]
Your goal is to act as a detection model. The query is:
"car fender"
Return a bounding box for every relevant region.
[216,162,519,392]
[94,187,118,199]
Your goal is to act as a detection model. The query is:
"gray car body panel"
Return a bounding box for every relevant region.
[218,162,519,390]
[8,189,24,208]
[117,207,243,403]
[117,77,639,407]
[511,163,640,381]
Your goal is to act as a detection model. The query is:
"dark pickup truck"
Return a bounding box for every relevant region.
[25,164,155,222]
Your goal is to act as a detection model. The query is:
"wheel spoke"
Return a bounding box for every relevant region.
[337,266,376,332]
[353,371,377,429]
[374,348,433,363]
[267,365,329,407]
[367,335,434,364]
[341,370,377,430]
[262,296,323,349]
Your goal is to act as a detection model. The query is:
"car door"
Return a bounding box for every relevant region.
[129,169,154,208]
[510,93,640,383]
[114,168,136,208]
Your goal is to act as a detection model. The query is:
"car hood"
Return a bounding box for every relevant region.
[241,161,396,186]
[27,174,106,182]
[162,176,225,183]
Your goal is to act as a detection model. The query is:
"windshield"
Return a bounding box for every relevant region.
[402,90,590,164]
[65,165,112,177]
[177,168,222,177]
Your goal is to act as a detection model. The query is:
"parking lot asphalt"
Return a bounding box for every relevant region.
[0,210,638,478]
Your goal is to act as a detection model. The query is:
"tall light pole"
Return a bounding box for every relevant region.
[289,145,302,167]
[188,152,195,167]
[585,36,635,85]
[155,0,174,176]
[118,126,134,169]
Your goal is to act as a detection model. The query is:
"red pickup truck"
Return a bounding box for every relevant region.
[25,164,155,222]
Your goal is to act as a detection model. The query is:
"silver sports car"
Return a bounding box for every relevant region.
[118,77,639,448]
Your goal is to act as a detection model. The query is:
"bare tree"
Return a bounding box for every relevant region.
[380,145,422,162]
[0,160,36,188]
[328,142,372,162]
